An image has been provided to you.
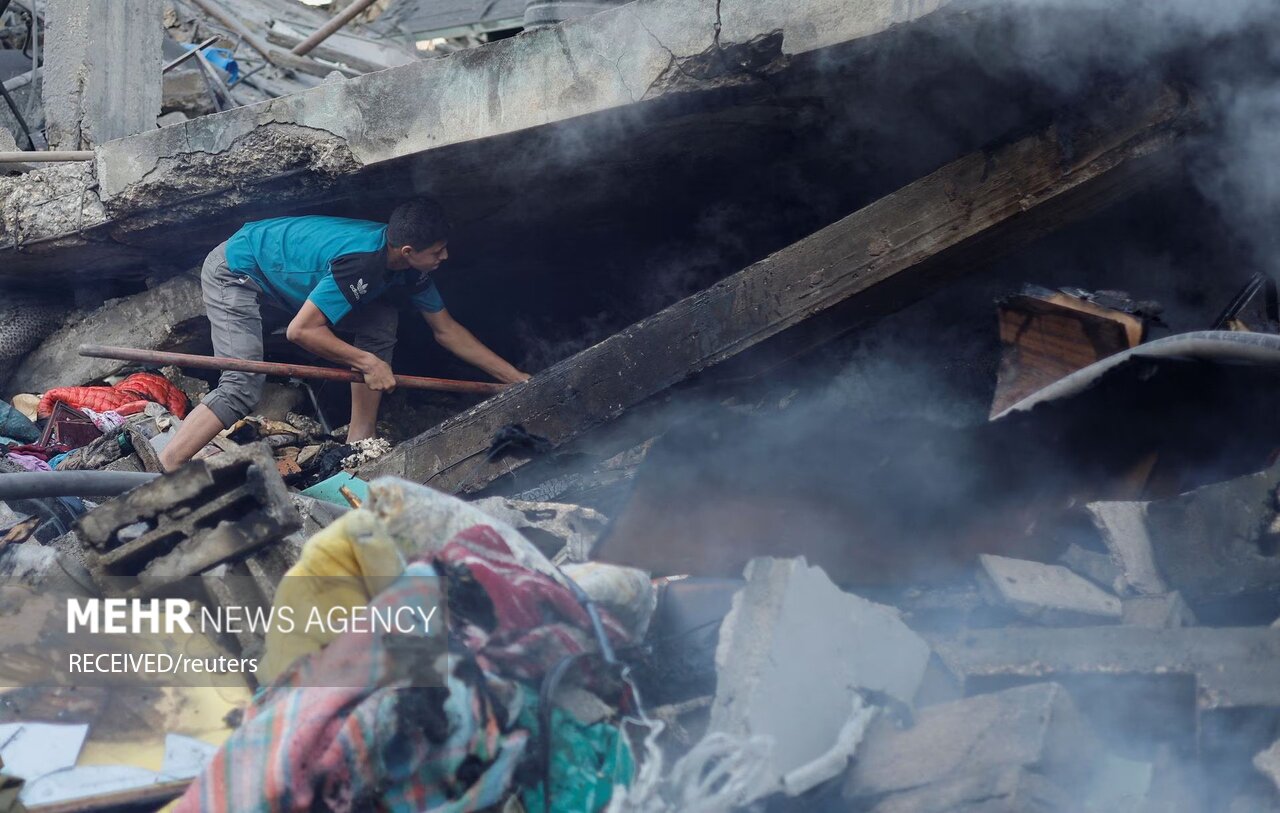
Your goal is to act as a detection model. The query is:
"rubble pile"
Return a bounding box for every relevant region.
[4,0,1280,808]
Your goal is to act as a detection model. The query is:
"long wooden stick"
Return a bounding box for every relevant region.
[78,344,509,395]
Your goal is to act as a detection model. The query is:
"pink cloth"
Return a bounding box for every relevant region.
[7,452,50,472]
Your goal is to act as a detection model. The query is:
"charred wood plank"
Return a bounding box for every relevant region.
[369,86,1190,492]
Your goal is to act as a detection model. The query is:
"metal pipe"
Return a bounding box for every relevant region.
[78,344,512,395]
[0,150,92,162]
[0,471,159,499]
[185,0,359,79]
[162,35,220,73]
[291,0,379,57]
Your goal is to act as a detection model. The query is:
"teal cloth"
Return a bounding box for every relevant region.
[0,401,39,444]
[516,685,635,813]
[224,216,444,324]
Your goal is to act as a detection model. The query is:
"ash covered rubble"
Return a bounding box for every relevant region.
[5,0,1280,811]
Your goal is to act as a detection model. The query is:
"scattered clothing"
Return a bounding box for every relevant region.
[5,453,49,472]
[0,401,39,444]
[38,373,186,420]
[183,521,635,813]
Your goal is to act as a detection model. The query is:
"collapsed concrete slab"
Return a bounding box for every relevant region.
[369,86,1187,490]
[843,683,1096,806]
[3,272,205,396]
[932,625,1280,758]
[978,554,1121,625]
[710,557,930,794]
[0,0,958,278]
[1139,461,1280,617]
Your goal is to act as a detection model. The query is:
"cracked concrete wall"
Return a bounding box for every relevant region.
[0,0,954,278]
[42,0,165,150]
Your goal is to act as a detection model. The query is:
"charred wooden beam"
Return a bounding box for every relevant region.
[368,86,1191,492]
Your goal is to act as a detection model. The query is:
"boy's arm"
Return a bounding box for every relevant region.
[287,301,397,391]
[422,308,529,384]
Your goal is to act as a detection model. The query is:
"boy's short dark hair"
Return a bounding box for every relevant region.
[387,198,451,250]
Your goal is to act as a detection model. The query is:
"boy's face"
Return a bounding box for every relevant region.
[399,240,449,274]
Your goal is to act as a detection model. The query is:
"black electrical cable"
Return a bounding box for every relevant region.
[0,75,36,150]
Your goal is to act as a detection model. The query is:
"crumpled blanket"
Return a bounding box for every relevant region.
[178,523,634,813]
[37,372,187,419]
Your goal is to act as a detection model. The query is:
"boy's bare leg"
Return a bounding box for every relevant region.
[348,382,382,442]
[158,404,227,471]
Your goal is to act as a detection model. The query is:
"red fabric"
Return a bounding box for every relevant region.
[435,525,632,683]
[38,373,187,419]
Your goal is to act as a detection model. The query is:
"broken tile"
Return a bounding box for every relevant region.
[979,554,1121,625]
[844,683,1096,802]
[710,557,930,794]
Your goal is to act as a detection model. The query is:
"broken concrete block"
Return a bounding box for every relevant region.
[863,766,1073,813]
[1058,543,1122,592]
[932,626,1280,710]
[75,443,300,593]
[201,562,269,660]
[978,554,1121,625]
[844,683,1097,803]
[710,557,930,793]
[1140,461,1280,615]
[1086,501,1168,596]
[1122,591,1196,628]
[470,496,607,561]
[6,274,206,396]
[1253,739,1280,794]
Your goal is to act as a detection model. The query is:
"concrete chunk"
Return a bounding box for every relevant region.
[1122,592,1196,628]
[1141,461,1280,613]
[1253,739,1280,794]
[710,557,930,791]
[844,683,1096,802]
[864,766,1073,813]
[1086,501,1167,596]
[1058,543,1122,592]
[979,554,1121,625]
[932,626,1280,715]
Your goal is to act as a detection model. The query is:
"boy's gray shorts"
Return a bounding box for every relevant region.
[200,241,399,428]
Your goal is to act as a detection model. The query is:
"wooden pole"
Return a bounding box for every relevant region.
[291,0,380,56]
[78,344,510,395]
